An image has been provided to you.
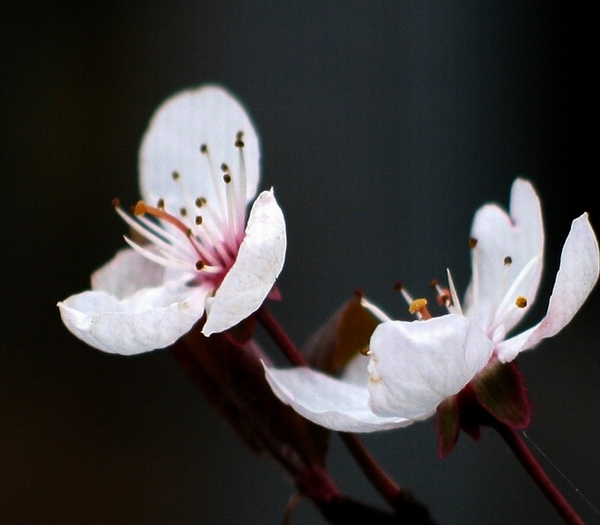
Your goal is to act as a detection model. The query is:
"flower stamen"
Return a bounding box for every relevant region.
[431,279,452,309]
[487,255,540,336]
[394,281,413,305]
[133,212,200,261]
[408,298,432,320]
[221,165,241,240]
[117,199,222,270]
[122,235,190,270]
[114,129,258,280]
[195,196,229,242]
[395,282,432,320]
[191,215,233,267]
[360,296,394,323]
[200,142,226,209]
[515,296,528,309]
[469,236,480,321]
[236,130,248,219]
[487,255,515,327]
[170,170,209,227]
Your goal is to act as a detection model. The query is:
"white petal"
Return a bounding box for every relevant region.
[202,189,286,335]
[342,353,372,386]
[139,85,260,211]
[58,278,210,355]
[263,365,411,432]
[368,315,494,419]
[496,213,599,362]
[465,178,544,333]
[91,248,169,298]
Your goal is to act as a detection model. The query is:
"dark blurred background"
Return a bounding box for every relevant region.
[1,2,598,524]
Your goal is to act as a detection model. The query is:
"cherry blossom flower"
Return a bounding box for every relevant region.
[265,179,598,432]
[59,85,286,355]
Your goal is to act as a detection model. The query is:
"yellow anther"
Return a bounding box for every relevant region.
[134,201,148,216]
[515,296,528,309]
[409,298,428,314]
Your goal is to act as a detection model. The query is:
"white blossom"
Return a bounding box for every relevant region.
[265,179,598,431]
[59,86,286,355]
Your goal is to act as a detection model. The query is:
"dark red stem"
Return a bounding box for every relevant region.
[255,305,307,366]
[492,422,584,525]
[339,432,402,506]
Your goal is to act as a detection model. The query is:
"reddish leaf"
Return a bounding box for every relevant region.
[334,297,380,372]
[436,396,460,459]
[472,360,531,429]
[456,386,482,441]
[304,296,379,375]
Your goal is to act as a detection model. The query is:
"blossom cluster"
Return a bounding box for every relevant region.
[59,84,598,434]
[266,179,599,438]
[58,86,599,518]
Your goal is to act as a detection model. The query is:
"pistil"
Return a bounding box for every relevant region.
[134,201,189,235]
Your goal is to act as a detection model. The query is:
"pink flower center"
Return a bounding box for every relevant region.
[113,131,251,290]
